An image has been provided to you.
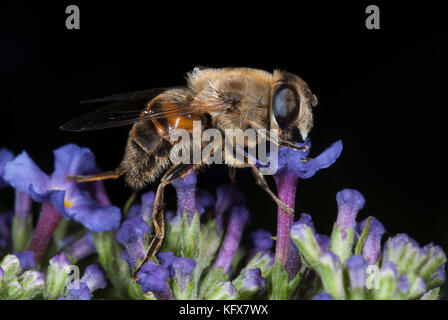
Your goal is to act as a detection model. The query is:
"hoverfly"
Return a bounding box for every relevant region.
[61,67,318,278]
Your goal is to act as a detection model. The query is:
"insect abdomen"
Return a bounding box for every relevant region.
[122,120,172,189]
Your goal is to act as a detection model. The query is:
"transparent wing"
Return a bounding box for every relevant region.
[60,87,228,132]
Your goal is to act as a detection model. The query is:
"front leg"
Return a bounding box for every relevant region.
[66,165,126,182]
[133,163,196,280]
[250,165,294,215]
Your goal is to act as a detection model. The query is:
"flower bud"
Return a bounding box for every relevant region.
[357,217,385,265]
[0,254,21,282]
[207,281,237,300]
[233,268,266,299]
[330,189,365,262]
[116,216,150,268]
[81,264,107,293]
[316,251,345,299]
[290,223,322,266]
[171,257,196,299]
[136,261,169,294]
[19,270,45,299]
[43,253,72,300]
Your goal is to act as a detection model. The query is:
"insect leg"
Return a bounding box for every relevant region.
[248,120,308,151]
[300,157,314,163]
[133,163,196,280]
[66,166,126,182]
[228,167,237,183]
[250,164,294,215]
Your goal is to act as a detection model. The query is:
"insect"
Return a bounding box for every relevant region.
[60,67,318,278]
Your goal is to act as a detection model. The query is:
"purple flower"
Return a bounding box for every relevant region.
[170,257,196,279]
[270,140,342,266]
[383,234,428,274]
[116,216,150,268]
[50,252,71,268]
[380,261,398,277]
[239,268,266,292]
[214,184,246,218]
[157,251,176,268]
[14,251,35,271]
[140,191,155,222]
[313,292,334,300]
[357,217,386,265]
[335,189,365,234]
[81,264,107,292]
[213,205,250,273]
[127,191,155,221]
[345,255,367,289]
[288,214,316,277]
[0,148,14,188]
[126,204,142,219]
[297,213,316,232]
[3,144,121,232]
[196,190,215,215]
[319,251,341,273]
[398,274,410,294]
[61,264,107,300]
[316,234,330,252]
[136,261,169,293]
[170,257,196,294]
[419,243,447,281]
[171,170,197,219]
[273,139,343,179]
[67,232,95,262]
[65,282,91,300]
[290,222,322,266]
[383,234,414,261]
[248,229,274,266]
[428,265,446,288]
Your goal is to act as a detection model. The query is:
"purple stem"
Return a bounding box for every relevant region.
[273,174,298,266]
[28,203,62,263]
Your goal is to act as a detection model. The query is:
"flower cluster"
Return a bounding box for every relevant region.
[0,251,106,300]
[0,142,446,300]
[291,189,446,300]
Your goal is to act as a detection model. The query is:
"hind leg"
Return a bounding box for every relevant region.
[133,163,196,280]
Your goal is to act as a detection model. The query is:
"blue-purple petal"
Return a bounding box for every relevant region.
[50,144,97,187]
[0,148,14,188]
[136,261,169,293]
[157,251,176,269]
[313,292,334,300]
[66,282,91,300]
[250,229,273,252]
[14,251,35,271]
[68,195,121,232]
[3,151,51,200]
[196,190,215,215]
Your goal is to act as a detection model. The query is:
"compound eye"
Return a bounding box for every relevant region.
[273,86,300,129]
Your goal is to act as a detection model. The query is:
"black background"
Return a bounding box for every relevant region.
[1,0,447,286]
